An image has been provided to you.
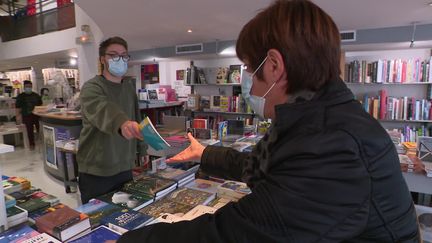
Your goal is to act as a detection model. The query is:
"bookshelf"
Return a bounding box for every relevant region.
[192,110,254,117]
[344,48,432,143]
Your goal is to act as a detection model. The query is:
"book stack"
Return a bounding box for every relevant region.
[398,154,425,174]
[164,135,190,149]
[154,166,196,187]
[217,181,251,201]
[16,190,59,214]
[2,176,31,194]
[402,142,417,156]
[6,206,28,227]
[35,205,91,241]
[122,174,177,200]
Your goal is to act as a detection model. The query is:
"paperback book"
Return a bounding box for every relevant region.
[138,198,194,218]
[100,209,153,234]
[122,174,177,198]
[21,233,61,243]
[0,224,40,243]
[185,179,222,195]
[139,116,171,151]
[166,187,216,207]
[68,225,121,243]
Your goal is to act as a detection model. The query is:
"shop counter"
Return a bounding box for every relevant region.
[33,111,82,187]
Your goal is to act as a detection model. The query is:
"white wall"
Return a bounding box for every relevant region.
[0,28,76,61]
[74,5,104,87]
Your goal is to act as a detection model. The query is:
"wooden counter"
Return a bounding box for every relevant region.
[33,111,82,121]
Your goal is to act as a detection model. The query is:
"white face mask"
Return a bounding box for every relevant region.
[241,56,277,118]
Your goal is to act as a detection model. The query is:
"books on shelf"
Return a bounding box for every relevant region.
[100,209,153,234]
[398,154,425,174]
[216,67,229,84]
[68,225,121,243]
[187,94,200,111]
[139,116,171,151]
[345,56,432,84]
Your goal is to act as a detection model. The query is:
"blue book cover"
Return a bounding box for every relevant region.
[1,175,9,181]
[68,225,121,243]
[75,199,124,228]
[0,224,40,243]
[139,116,171,151]
[100,209,153,234]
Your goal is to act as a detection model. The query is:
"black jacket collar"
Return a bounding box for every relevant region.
[274,79,354,128]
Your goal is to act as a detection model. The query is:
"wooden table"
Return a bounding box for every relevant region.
[0,124,29,149]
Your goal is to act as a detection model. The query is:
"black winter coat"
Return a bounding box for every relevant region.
[119,79,419,243]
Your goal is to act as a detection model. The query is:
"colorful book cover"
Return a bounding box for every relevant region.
[28,203,66,224]
[138,198,193,218]
[75,199,124,228]
[97,190,154,211]
[122,174,176,197]
[100,209,153,234]
[68,225,121,243]
[0,224,40,243]
[166,187,215,207]
[18,198,51,213]
[185,179,222,195]
[9,187,41,200]
[5,194,16,208]
[139,116,171,151]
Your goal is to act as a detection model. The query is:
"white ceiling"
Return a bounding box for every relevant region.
[74,0,432,51]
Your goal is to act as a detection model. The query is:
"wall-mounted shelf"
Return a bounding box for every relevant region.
[345,82,431,85]
[192,110,254,116]
[185,83,241,86]
[379,119,432,123]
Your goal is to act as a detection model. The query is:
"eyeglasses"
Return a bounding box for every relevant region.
[105,53,131,62]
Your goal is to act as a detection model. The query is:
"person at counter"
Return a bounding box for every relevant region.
[15,80,42,150]
[116,0,419,242]
[40,88,51,105]
[77,36,147,203]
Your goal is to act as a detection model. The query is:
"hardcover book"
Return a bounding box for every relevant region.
[36,205,91,241]
[166,187,215,207]
[68,225,121,243]
[122,174,177,198]
[100,209,153,234]
[75,199,124,228]
[97,190,154,211]
[139,116,171,151]
[6,205,28,227]
[28,203,66,224]
[138,198,194,218]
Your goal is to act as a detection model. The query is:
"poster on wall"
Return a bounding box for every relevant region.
[141,64,159,88]
[43,125,57,169]
[173,69,191,99]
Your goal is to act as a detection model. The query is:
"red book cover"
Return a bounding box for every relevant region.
[402,61,407,83]
[379,89,387,120]
[192,119,208,129]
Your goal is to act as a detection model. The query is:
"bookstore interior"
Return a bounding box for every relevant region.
[1,0,432,242]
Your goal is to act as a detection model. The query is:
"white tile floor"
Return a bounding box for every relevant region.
[0,144,81,208]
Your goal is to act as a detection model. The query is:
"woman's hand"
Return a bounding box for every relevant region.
[167,133,205,163]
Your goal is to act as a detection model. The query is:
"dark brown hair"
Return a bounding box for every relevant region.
[236,0,341,94]
[99,36,128,57]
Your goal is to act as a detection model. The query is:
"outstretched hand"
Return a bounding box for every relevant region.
[167,133,205,163]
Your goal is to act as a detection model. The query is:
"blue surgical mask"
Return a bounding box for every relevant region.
[108,58,128,77]
[24,87,32,94]
[241,56,277,118]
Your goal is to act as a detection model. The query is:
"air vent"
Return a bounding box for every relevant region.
[340,30,356,42]
[176,43,203,54]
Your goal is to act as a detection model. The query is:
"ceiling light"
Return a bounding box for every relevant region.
[70,58,77,66]
[187,29,192,33]
[429,2,432,6]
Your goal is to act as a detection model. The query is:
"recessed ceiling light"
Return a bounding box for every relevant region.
[187,29,193,33]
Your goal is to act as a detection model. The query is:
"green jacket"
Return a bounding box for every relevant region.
[77,75,147,176]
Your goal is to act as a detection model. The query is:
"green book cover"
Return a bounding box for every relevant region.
[138,198,193,218]
[18,198,50,213]
[122,175,176,197]
[97,190,154,211]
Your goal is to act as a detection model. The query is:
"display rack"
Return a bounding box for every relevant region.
[0,143,14,232]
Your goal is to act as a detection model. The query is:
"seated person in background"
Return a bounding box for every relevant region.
[15,80,42,150]
[40,88,51,105]
[116,0,419,242]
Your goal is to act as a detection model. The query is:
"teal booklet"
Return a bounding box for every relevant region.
[139,117,171,151]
